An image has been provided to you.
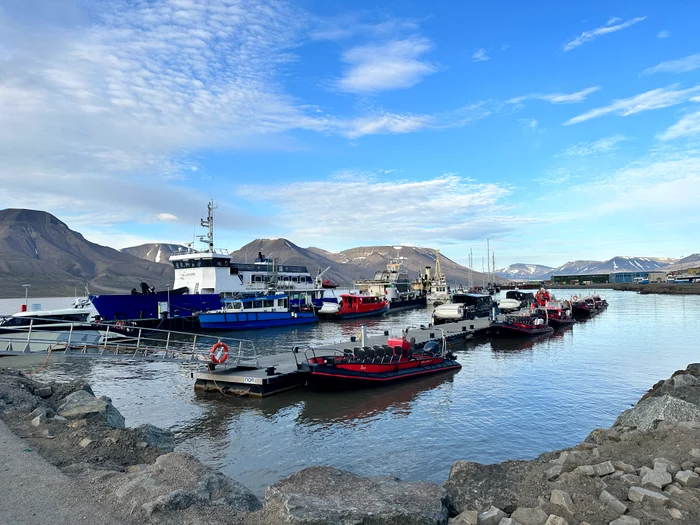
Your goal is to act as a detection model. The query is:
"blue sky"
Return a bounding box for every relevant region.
[1,0,699,268]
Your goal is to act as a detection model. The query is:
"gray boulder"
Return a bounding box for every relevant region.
[248,466,447,525]
[134,424,175,452]
[57,389,125,428]
[614,395,700,432]
[444,460,547,515]
[109,452,260,518]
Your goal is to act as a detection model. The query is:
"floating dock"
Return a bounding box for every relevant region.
[192,316,491,397]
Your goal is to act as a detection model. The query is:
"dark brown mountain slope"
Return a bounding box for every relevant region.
[0,209,173,298]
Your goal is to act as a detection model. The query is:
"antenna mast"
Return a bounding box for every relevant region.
[198,200,216,253]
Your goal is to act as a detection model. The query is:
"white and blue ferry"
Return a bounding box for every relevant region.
[197,293,317,331]
[90,201,335,322]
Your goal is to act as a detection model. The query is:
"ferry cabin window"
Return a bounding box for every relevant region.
[253,300,263,308]
[263,300,274,308]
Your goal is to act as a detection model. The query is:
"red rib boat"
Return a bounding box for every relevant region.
[488,315,554,338]
[300,336,461,390]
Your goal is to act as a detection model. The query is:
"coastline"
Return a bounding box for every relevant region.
[2,364,700,524]
[548,283,700,295]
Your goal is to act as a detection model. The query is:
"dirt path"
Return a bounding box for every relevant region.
[0,419,131,525]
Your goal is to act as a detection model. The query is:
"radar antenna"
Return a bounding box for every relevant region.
[198,200,216,253]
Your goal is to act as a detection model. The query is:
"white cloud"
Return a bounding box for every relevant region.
[564,16,646,51]
[156,213,179,222]
[564,84,700,125]
[508,87,600,105]
[657,110,700,141]
[342,112,434,138]
[472,48,489,62]
[310,17,419,41]
[558,134,627,156]
[336,38,437,93]
[657,30,671,39]
[234,174,516,244]
[642,53,700,75]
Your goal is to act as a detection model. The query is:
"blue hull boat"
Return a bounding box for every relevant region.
[198,310,317,330]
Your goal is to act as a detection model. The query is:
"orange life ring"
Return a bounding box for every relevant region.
[209,342,229,365]
[115,320,125,329]
[572,295,579,301]
[94,318,102,325]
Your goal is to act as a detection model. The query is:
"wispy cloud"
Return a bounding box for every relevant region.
[657,30,671,39]
[336,38,437,93]
[472,48,489,62]
[519,118,539,131]
[156,213,179,222]
[564,84,700,125]
[642,53,700,75]
[310,17,419,41]
[564,16,646,52]
[657,111,700,141]
[558,134,627,156]
[235,174,516,245]
[342,112,434,138]
[508,87,600,105]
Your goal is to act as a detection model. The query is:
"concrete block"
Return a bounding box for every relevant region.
[609,517,640,525]
[550,490,574,514]
[546,465,563,481]
[654,458,680,476]
[674,470,700,487]
[599,490,627,515]
[613,461,635,474]
[450,510,478,525]
[478,506,506,525]
[510,506,548,525]
[620,474,640,485]
[642,468,672,489]
[592,461,615,476]
[628,486,670,505]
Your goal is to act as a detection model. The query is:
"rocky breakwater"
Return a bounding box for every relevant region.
[0,368,261,524]
[4,364,700,525]
[444,363,700,525]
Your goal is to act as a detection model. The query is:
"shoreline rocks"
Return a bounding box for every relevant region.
[3,363,700,524]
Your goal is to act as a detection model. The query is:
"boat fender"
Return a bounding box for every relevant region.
[209,342,229,365]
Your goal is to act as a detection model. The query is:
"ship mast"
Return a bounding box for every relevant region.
[198,200,216,253]
[434,249,444,281]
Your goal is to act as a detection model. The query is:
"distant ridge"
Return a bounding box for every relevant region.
[0,208,173,298]
[660,254,700,272]
[550,256,676,276]
[495,263,554,281]
[121,243,189,263]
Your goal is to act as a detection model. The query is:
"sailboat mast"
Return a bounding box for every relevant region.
[486,239,490,285]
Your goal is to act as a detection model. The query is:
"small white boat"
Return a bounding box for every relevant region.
[318,302,341,316]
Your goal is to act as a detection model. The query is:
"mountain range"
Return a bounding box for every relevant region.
[496,256,682,281]
[132,238,500,287]
[1,208,693,299]
[0,209,173,298]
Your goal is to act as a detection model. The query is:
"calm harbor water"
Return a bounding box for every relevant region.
[1,290,699,496]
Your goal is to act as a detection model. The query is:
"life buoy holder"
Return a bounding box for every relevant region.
[115,320,126,329]
[209,342,229,365]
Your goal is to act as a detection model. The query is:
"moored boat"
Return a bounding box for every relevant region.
[488,315,554,338]
[354,260,426,312]
[300,336,461,390]
[533,300,576,328]
[433,293,492,325]
[196,293,317,330]
[317,293,389,320]
[426,250,451,306]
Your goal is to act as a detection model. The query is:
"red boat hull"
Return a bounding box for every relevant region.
[306,357,461,390]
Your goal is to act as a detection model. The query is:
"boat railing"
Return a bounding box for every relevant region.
[0,318,257,365]
[291,344,345,367]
